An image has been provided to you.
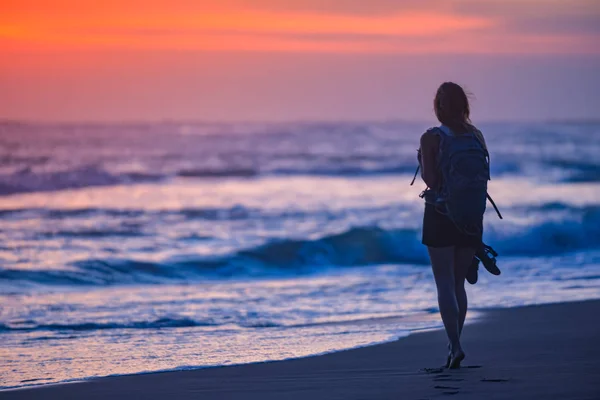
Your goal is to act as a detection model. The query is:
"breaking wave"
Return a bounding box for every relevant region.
[3,206,600,287]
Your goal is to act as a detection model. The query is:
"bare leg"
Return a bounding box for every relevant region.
[454,247,476,336]
[427,246,461,353]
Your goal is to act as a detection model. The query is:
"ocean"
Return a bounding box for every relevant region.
[1,120,599,389]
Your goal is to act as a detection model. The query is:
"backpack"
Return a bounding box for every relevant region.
[411,125,502,236]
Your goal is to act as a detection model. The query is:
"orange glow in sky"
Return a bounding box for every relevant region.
[1,0,599,121]
[2,0,598,54]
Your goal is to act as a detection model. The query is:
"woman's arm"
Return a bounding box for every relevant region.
[419,131,440,189]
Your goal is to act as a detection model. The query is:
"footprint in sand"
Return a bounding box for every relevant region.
[422,367,446,374]
[433,377,464,382]
[423,365,482,374]
[481,378,509,382]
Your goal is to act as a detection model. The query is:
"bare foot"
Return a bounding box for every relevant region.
[444,353,452,368]
[448,349,465,369]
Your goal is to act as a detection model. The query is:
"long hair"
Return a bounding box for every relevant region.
[434,82,486,150]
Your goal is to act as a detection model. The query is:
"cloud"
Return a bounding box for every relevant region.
[1,0,598,55]
[219,0,428,15]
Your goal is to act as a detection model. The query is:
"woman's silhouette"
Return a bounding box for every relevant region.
[418,82,489,368]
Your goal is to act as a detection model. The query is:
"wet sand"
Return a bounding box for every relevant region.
[3,300,600,400]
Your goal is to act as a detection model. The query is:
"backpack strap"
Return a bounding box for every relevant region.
[438,125,453,136]
[409,165,420,185]
[471,128,491,180]
[486,193,503,219]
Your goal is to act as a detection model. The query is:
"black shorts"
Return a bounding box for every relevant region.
[422,203,482,248]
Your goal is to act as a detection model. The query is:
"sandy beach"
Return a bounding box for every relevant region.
[3,299,599,400]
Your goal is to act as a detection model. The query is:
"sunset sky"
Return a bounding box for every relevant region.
[1,0,599,121]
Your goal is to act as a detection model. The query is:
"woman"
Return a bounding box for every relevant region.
[418,82,489,369]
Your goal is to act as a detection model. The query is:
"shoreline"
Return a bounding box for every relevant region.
[4,299,600,399]
[1,311,441,391]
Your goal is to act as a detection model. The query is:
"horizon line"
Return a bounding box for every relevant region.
[2,117,600,126]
